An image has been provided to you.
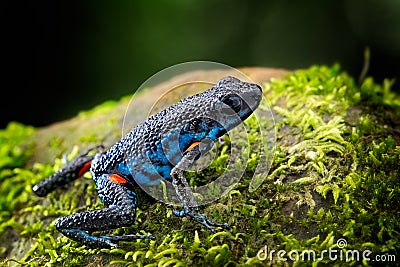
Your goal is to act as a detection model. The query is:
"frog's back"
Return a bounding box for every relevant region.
[120,92,216,185]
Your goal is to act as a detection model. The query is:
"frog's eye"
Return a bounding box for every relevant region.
[220,94,242,114]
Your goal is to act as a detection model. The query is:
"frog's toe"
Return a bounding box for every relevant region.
[187,212,230,232]
[101,234,156,242]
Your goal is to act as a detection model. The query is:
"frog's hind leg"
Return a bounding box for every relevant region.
[32,146,103,197]
[55,173,154,248]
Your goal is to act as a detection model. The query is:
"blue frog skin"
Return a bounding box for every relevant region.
[32,76,262,248]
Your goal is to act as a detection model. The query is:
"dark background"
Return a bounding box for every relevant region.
[2,0,400,128]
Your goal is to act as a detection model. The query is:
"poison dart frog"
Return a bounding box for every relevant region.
[32,76,262,248]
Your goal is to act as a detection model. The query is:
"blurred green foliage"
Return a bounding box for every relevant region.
[3,0,400,127]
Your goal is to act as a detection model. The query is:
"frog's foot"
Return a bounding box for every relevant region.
[187,211,230,233]
[55,174,149,248]
[98,234,156,248]
[100,234,155,242]
[59,229,154,248]
[168,206,230,233]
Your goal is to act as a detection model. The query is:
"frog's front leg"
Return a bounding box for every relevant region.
[55,174,154,248]
[170,145,229,232]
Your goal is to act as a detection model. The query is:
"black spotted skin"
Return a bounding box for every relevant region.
[32,76,262,248]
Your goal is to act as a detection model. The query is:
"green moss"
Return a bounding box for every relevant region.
[0,122,35,169]
[258,65,399,266]
[1,65,399,266]
[0,122,35,220]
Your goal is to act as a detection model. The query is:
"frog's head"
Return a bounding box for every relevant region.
[173,76,263,150]
[183,77,262,139]
[188,77,262,147]
[152,76,262,142]
[209,76,262,132]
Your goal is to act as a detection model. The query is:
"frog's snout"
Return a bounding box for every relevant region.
[254,84,262,92]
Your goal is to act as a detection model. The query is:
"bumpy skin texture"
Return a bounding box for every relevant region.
[32,77,262,248]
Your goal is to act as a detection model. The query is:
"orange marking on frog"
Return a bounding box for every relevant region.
[109,174,127,184]
[185,141,200,153]
[78,161,92,177]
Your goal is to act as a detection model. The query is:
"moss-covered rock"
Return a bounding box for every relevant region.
[0,66,399,266]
